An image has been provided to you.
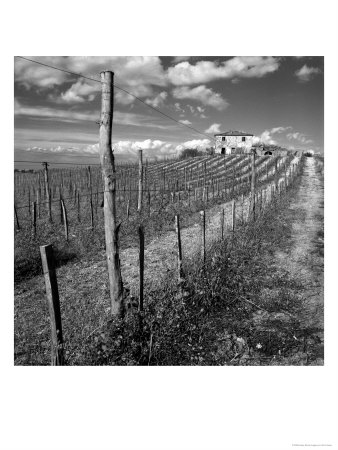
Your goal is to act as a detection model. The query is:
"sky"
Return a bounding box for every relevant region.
[14,56,324,167]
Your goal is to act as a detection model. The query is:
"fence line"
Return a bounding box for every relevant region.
[35,154,302,364]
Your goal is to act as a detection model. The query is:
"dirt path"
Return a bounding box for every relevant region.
[274,157,324,363]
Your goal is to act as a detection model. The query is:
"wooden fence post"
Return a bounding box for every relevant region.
[77,191,81,222]
[220,208,225,240]
[60,198,69,241]
[138,225,144,314]
[14,205,20,230]
[36,187,41,219]
[175,215,184,283]
[28,190,31,216]
[126,199,130,220]
[274,157,279,194]
[200,210,206,264]
[42,162,52,222]
[231,199,236,232]
[40,244,64,366]
[232,166,235,198]
[32,201,37,236]
[88,167,94,230]
[249,151,256,220]
[137,149,143,212]
[99,70,124,317]
[59,188,63,224]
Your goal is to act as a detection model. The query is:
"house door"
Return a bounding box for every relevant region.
[221,148,225,155]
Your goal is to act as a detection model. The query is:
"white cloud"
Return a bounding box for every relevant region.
[57,80,99,103]
[253,131,277,145]
[168,56,280,85]
[145,91,168,108]
[286,132,313,144]
[115,90,136,106]
[295,64,321,82]
[25,144,97,154]
[22,138,212,160]
[172,85,229,110]
[14,99,98,122]
[270,126,292,134]
[179,119,192,125]
[175,139,211,153]
[15,56,167,106]
[253,126,293,145]
[205,123,221,134]
[15,56,280,99]
[14,57,70,88]
[82,143,100,153]
[113,138,211,159]
[174,102,184,112]
[115,84,154,105]
[115,138,211,158]
[14,100,172,129]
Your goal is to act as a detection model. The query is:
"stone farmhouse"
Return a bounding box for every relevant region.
[214,131,254,155]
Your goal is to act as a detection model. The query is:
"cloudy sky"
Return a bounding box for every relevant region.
[14,56,324,167]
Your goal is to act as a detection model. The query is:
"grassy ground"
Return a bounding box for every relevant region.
[14,157,324,365]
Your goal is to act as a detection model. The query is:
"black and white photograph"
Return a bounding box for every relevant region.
[14,56,324,367]
[2,1,338,449]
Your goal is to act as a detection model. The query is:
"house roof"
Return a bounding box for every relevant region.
[214,130,254,137]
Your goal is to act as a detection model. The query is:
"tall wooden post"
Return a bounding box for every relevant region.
[126,199,130,220]
[200,210,206,264]
[32,201,37,236]
[88,166,94,230]
[137,149,143,212]
[42,162,52,222]
[40,244,64,366]
[36,186,41,219]
[175,215,184,283]
[60,199,69,242]
[14,205,20,231]
[99,70,124,317]
[138,225,144,314]
[59,188,63,224]
[77,191,81,222]
[249,151,256,220]
[231,199,236,232]
[274,157,279,194]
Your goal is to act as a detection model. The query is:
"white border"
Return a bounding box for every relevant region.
[2,1,338,449]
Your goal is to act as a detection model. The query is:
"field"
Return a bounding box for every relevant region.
[14,152,324,366]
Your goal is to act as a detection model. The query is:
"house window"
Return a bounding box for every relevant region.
[222,137,225,141]
[242,137,246,142]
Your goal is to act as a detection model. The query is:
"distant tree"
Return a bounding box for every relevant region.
[179,148,202,160]
[206,146,215,156]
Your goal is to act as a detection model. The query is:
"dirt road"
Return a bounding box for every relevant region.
[274,156,324,363]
